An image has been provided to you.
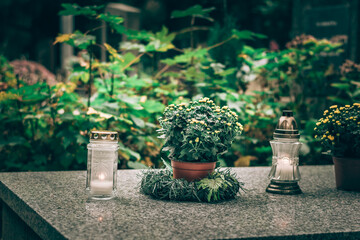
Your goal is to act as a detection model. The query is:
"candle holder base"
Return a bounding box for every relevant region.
[89,195,115,200]
[266,180,302,195]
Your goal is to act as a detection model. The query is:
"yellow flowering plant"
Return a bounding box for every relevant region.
[158,97,243,163]
[314,103,360,158]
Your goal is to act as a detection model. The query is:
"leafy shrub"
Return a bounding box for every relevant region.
[158,97,243,162]
[53,3,275,168]
[330,60,360,104]
[0,55,92,171]
[1,3,354,171]
[314,104,360,158]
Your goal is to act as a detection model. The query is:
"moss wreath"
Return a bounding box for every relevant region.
[140,169,244,203]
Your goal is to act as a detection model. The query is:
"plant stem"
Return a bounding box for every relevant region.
[223,0,228,22]
[172,47,184,53]
[14,75,25,137]
[88,45,93,108]
[190,16,195,49]
[95,43,106,50]
[47,85,56,127]
[84,25,104,35]
[99,71,110,95]
[154,65,170,80]
[174,26,209,36]
[30,119,35,141]
[110,72,115,98]
[15,75,23,121]
[121,52,145,71]
[207,36,234,51]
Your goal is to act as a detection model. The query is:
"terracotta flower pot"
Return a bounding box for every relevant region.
[171,160,216,182]
[333,157,360,192]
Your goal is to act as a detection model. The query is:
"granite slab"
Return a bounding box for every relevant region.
[0,166,359,240]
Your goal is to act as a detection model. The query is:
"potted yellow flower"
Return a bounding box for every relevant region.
[158,97,243,181]
[314,103,360,191]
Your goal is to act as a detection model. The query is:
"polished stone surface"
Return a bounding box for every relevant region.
[0,166,359,240]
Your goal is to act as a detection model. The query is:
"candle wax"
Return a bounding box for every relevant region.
[90,180,113,195]
[276,157,294,180]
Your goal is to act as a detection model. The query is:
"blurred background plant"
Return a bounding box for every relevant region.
[1,1,360,171]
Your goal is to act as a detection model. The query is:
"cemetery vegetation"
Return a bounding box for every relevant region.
[158,98,243,163]
[314,103,360,158]
[0,3,359,171]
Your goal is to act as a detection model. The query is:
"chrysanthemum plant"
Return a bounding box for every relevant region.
[158,97,243,163]
[314,103,360,158]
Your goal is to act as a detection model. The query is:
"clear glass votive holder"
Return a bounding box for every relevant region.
[86,130,119,200]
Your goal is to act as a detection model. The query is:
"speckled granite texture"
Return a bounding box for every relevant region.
[0,166,359,240]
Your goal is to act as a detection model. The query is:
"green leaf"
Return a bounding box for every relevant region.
[146,26,176,52]
[253,32,268,39]
[69,71,88,83]
[331,83,351,90]
[63,136,73,149]
[161,48,208,65]
[171,5,215,21]
[119,144,141,161]
[72,32,96,50]
[254,146,272,154]
[112,25,152,41]
[120,41,146,52]
[232,30,254,40]
[97,13,123,25]
[218,68,237,77]
[232,29,267,40]
[0,136,28,148]
[75,150,87,164]
[56,31,95,50]
[130,114,145,128]
[127,161,149,169]
[141,100,165,113]
[326,96,349,105]
[33,154,47,165]
[124,75,151,89]
[59,4,103,16]
[117,52,138,70]
[76,135,88,145]
[118,94,143,110]
[104,43,124,62]
[352,89,360,97]
[21,93,47,103]
[60,152,73,169]
[54,33,73,45]
[60,113,76,121]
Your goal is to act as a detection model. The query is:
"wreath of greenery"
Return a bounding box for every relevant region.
[140,169,244,203]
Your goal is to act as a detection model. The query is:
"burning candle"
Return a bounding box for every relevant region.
[86,130,119,200]
[90,173,113,195]
[275,157,294,181]
[266,110,302,195]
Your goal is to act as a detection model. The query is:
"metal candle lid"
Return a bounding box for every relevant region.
[90,130,118,142]
[273,110,300,139]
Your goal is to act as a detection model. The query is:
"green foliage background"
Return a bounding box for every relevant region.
[1,3,360,171]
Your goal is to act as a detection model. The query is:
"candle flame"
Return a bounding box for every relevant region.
[99,173,105,180]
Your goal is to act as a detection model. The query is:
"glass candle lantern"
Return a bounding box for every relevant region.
[266,110,302,195]
[86,131,119,200]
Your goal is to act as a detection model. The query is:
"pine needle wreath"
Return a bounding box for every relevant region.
[139,169,244,203]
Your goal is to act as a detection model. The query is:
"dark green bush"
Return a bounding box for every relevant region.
[1,3,356,171]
